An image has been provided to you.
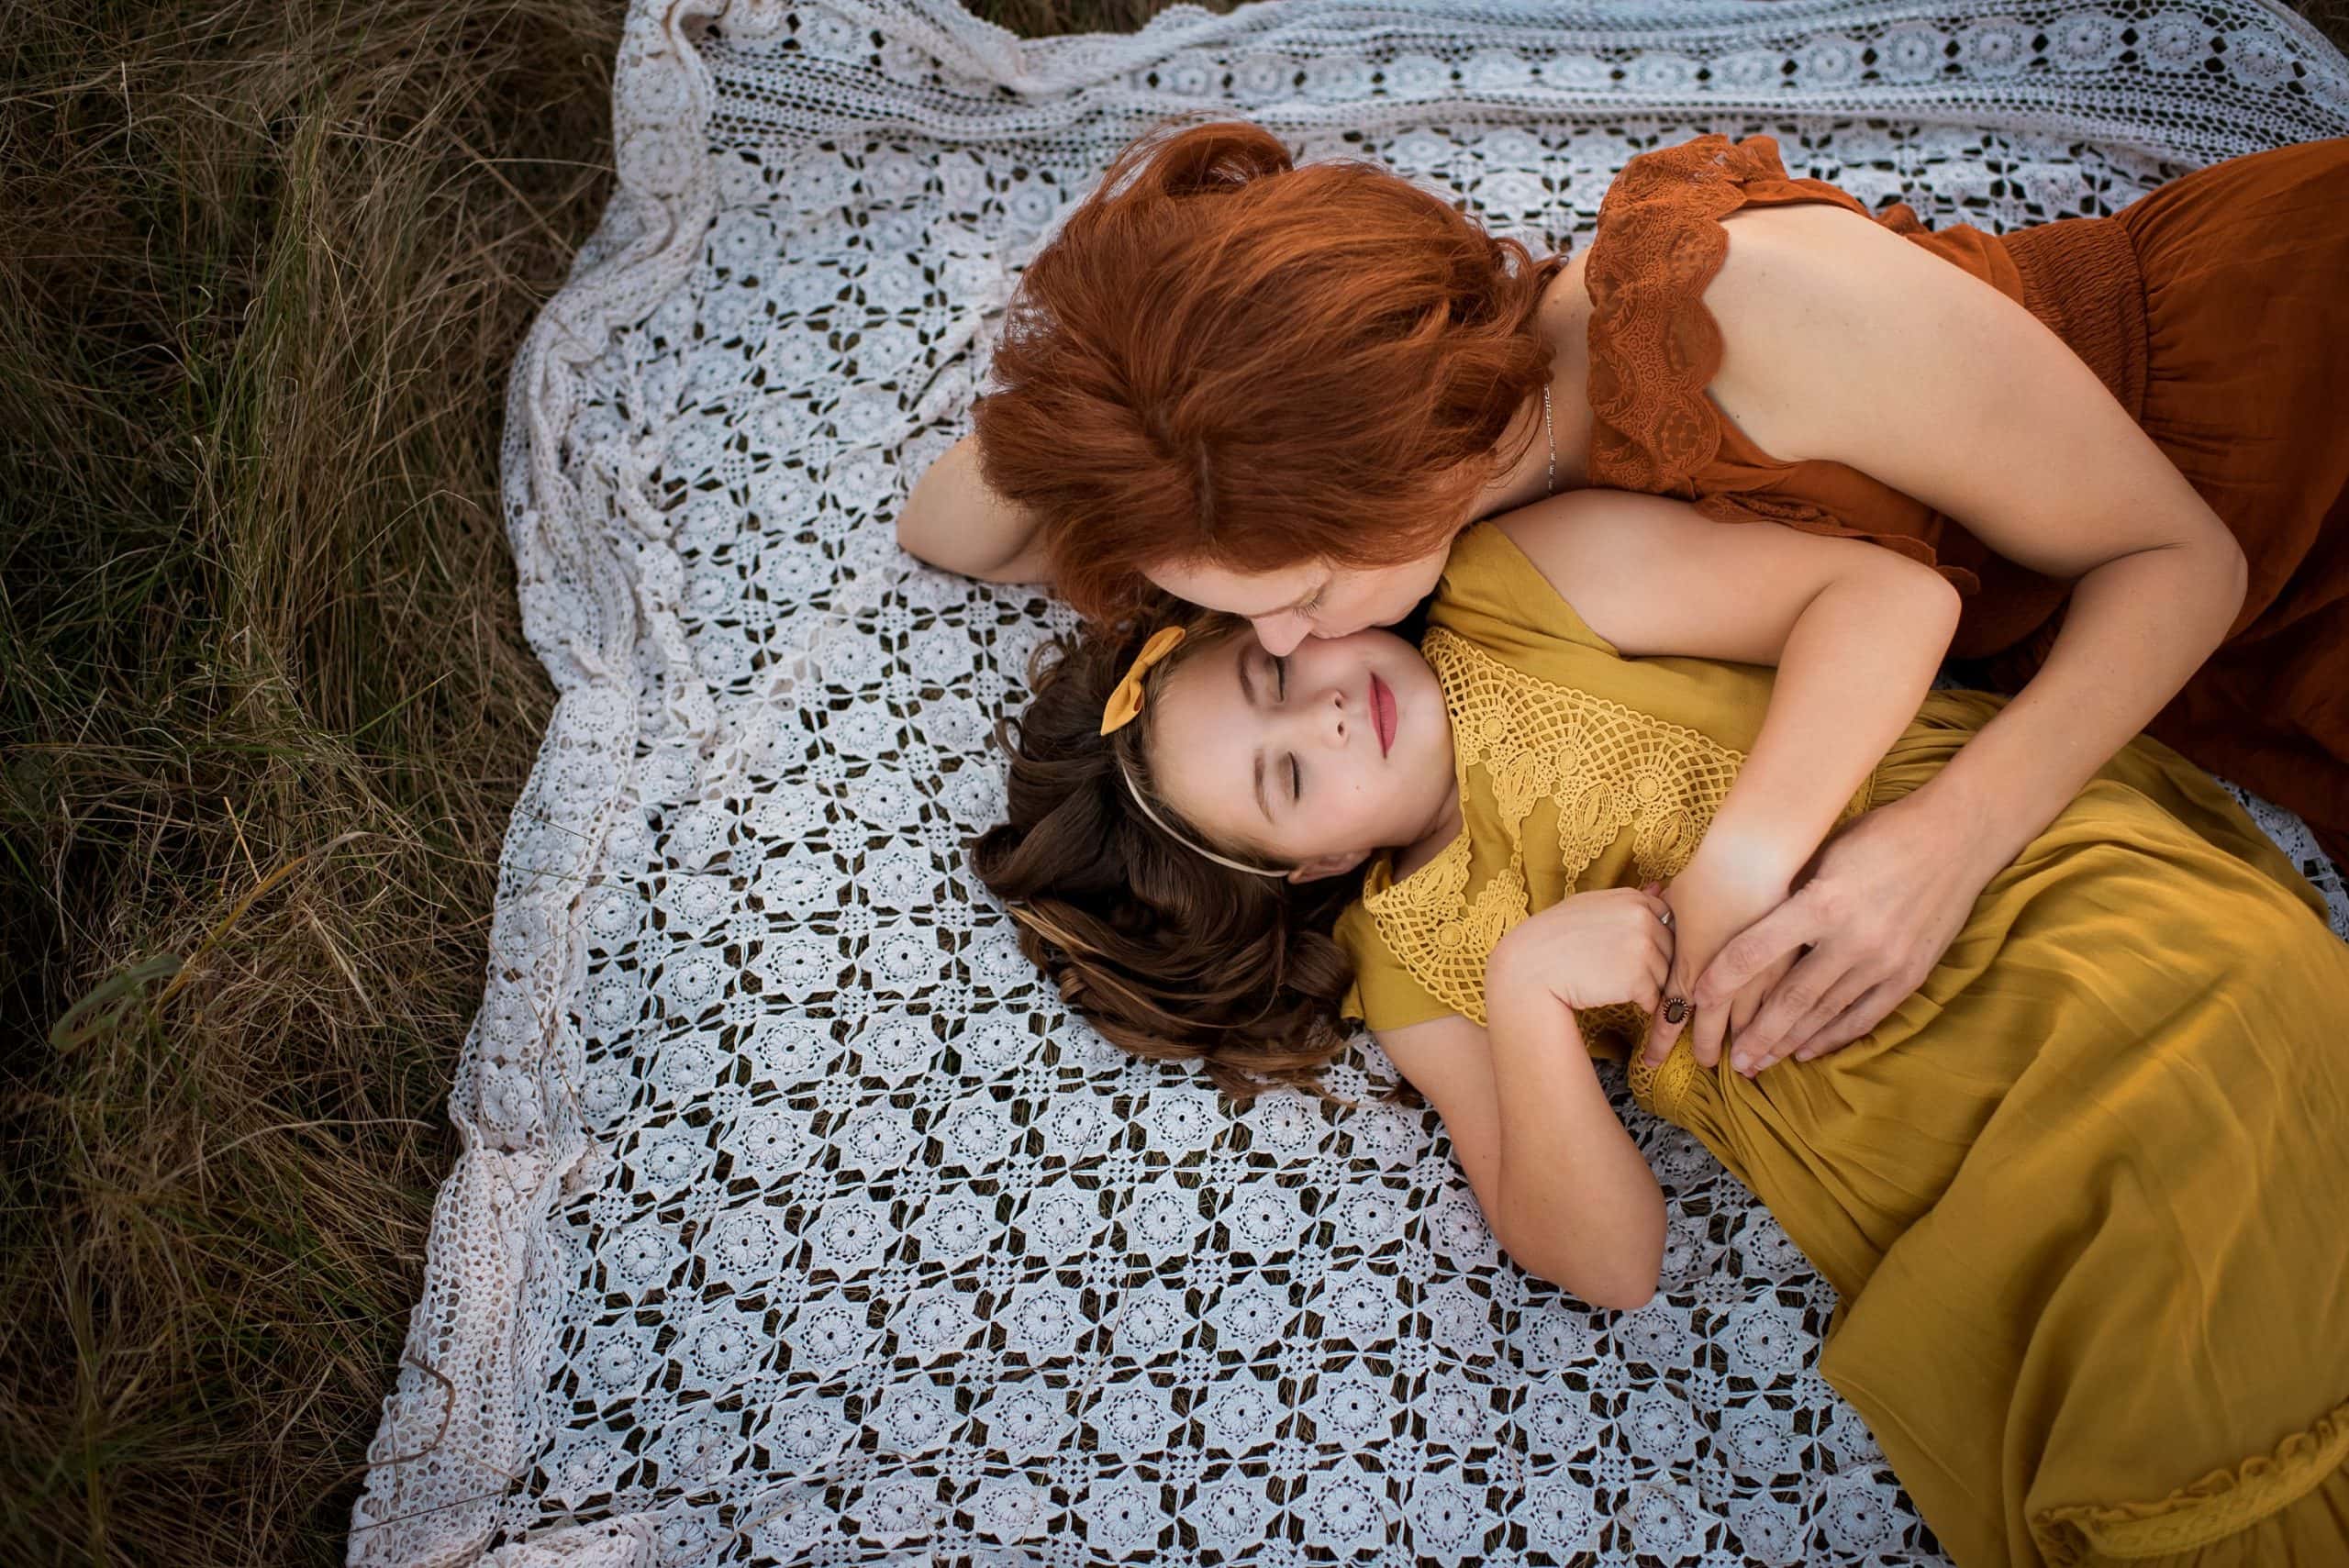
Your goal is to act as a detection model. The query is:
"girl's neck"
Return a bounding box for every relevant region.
[1391,777,1464,882]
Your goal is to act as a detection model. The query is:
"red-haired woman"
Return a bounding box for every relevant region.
[897,123,2349,1068]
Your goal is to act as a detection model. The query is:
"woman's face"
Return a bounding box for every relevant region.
[1144,627,1456,881]
[1147,546,1450,657]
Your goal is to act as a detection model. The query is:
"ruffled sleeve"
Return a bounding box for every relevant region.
[1335,894,1455,1032]
[1694,492,1976,594]
[1583,135,1870,495]
[1583,135,1979,594]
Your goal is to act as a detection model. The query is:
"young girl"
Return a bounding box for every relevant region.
[974,491,2349,1568]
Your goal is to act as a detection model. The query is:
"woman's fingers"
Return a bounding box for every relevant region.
[1739,983,1823,1075]
[1735,795,1980,1058]
[1727,942,1862,1068]
[1792,981,1903,1061]
[1691,982,1731,1069]
[1719,951,1797,1074]
[1730,974,1765,1037]
[1689,896,1817,1011]
[1753,962,1879,1065]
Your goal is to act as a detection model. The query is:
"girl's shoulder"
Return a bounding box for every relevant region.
[1431,517,1620,662]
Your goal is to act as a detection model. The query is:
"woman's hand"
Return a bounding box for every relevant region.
[1684,784,1999,1073]
[1486,886,1676,1017]
[1639,847,1795,1069]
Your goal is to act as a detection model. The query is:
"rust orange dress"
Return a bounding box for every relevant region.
[1581,133,2349,866]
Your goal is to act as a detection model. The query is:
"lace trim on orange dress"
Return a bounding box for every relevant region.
[1581,134,1979,594]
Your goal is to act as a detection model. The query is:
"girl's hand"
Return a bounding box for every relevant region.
[1486,886,1676,1017]
[1640,848,1795,1069]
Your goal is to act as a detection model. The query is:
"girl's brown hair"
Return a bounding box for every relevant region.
[973,121,1564,621]
[970,611,1364,1101]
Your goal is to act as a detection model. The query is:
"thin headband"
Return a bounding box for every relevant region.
[1099,623,1290,880]
[1119,763,1291,879]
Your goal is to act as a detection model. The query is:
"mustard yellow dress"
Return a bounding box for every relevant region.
[1337,525,2349,1568]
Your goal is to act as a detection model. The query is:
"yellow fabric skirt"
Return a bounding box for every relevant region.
[1631,692,2349,1567]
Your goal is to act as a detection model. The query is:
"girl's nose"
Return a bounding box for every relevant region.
[1301,685,1348,748]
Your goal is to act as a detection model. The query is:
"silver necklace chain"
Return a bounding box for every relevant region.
[1542,383,1556,496]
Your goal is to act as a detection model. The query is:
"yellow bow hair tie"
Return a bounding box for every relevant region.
[1099,627,1186,735]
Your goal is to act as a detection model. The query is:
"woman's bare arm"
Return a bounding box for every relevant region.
[1669,202,2247,1064]
[895,432,1055,584]
[1712,201,2243,859]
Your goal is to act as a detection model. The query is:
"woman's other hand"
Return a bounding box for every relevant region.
[895,433,1053,584]
[1687,784,1998,1073]
[1639,849,1792,1068]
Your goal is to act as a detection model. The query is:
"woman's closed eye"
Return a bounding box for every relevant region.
[1288,755,1303,802]
[1274,653,1288,700]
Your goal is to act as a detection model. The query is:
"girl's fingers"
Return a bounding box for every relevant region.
[1642,959,1688,1063]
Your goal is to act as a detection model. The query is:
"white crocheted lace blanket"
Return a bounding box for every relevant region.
[350,3,2349,1563]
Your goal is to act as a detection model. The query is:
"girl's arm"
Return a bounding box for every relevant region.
[1665,201,2246,1067]
[1501,494,1961,890]
[1374,884,1676,1308]
[1496,492,1963,1064]
[895,433,1055,583]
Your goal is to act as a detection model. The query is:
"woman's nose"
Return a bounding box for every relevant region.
[1251,614,1309,658]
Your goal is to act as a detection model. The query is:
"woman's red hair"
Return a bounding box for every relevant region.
[974,121,1562,622]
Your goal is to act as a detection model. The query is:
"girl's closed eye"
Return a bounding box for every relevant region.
[1289,756,1303,801]
[1275,654,1288,699]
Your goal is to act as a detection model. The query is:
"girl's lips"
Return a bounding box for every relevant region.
[1370,673,1397,756]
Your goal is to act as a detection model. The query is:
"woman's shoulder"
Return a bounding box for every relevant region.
[1583,136,1876,493]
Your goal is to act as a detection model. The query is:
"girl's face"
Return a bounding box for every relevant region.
[1147,547,1451,658]
[1145,628,1456,881]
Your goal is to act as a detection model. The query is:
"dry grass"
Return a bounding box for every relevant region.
[0,1,616,1562]
[1,1,2338,1564]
